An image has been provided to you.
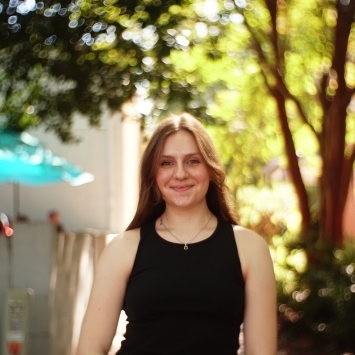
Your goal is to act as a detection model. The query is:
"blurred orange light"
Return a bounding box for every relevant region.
[4,226,13,237]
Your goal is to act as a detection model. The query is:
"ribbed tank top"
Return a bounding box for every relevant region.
[118,218,245,355]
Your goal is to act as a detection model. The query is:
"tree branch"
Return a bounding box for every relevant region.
[269,84,312,230]
[264,0,280,64]
[333,1,355,93]
[243,17,320,141]
[274,76,320,142]
[315,76,331,116]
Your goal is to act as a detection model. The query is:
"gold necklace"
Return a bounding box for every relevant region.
[159,214,212,250]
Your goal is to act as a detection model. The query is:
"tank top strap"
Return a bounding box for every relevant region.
[140,219,156,241]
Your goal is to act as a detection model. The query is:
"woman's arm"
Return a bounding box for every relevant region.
[76,229,140,355]
[234,226,277,355]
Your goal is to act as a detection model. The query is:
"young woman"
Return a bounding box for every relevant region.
[76,113,277,355]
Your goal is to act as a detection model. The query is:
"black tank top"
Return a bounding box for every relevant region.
[118,218,245,355]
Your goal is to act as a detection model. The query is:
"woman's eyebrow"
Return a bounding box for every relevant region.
[160,152,201,158]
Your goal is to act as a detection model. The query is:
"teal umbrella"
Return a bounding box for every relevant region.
[0,130,94,216]
[0,131,94,186]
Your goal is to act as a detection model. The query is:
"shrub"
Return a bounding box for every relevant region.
[236,183,355,353]
[273,238,355,352]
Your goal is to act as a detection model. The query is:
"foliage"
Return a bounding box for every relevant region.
[1,0,285,188]
[236,183,355,352]
[150,0,355,244]
[235,183,301,240]
[233,0,355,244]
[274,238,355,352]
[0,0,204,141]
[1,0,355,243]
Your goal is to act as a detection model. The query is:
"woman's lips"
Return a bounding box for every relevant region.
[171,185,193,192]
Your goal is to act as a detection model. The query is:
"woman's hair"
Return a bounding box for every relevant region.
[126,113,238,230]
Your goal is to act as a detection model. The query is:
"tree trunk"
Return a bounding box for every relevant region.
[271,88,312,233]
[316,0,355,246]
[319,93,352,246]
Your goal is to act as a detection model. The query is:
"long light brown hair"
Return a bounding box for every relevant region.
[126,113,238,230]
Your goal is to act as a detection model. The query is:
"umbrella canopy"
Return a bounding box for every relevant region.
[0,131,94,186]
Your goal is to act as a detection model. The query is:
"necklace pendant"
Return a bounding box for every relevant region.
[183,244,188,250]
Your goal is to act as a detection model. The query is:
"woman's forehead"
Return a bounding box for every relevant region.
[161,130,200,154]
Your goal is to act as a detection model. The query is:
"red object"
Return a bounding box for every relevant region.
[1,213,13,237]
[4,226,13,237]
[7,342,22,355]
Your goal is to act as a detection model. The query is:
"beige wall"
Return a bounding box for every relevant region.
[0,109,141,234]
[0,107,141,354]
[0,222,110,355]
[0,222,53,355]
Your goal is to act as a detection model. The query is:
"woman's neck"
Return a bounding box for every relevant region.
[160,205,212,232]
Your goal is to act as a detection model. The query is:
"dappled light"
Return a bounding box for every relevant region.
[2,0,355,353]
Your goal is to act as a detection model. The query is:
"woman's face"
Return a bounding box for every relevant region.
[155,129,210,210]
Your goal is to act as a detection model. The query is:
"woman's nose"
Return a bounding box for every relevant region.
[174,162,188,179]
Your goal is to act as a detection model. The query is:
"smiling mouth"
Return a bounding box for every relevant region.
[171,185,193,192]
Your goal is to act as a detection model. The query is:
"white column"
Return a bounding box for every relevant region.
[107,101,141,234]
[120,100,141,231]
[107,111,123,233]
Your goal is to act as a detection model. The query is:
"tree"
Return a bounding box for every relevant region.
[166,0,355,247]
[1,0,354,246]
[0,0,202,141]
[238,0,355,246]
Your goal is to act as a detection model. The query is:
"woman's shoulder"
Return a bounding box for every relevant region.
[232,225,268,248]
[110,227,140,243]
[97,228,141,271]
[231,225,272,276]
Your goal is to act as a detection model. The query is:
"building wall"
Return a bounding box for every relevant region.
[0,222,104,355]
[0,222,53,355]
[0,110,141,234]
[0,108,141,354]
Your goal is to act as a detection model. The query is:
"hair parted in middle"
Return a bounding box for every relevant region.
[126,112,238,230]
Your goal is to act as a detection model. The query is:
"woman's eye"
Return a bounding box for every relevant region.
[188,159,199,165]
[161,161,172,166]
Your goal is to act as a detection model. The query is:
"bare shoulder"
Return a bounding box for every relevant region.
[232,225,272,277]
[233,225,268,249]
[96,228,140,277]
[107,228,140,249]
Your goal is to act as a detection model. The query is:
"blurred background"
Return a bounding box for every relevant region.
[1,0,355,354]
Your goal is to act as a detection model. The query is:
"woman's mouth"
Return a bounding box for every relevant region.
[171,185,192,192]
